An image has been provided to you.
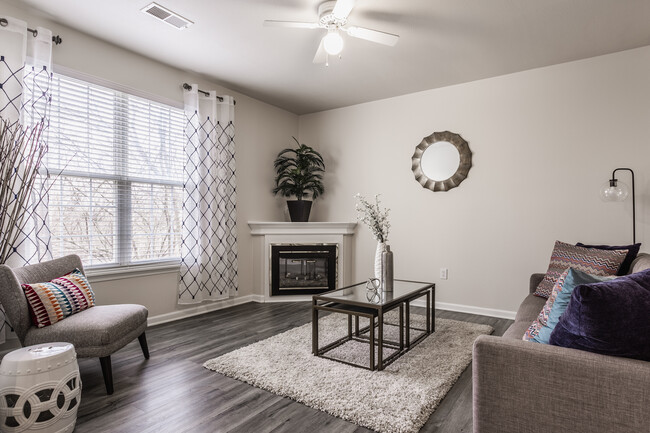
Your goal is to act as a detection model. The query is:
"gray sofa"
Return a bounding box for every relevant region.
[473,253,650,433]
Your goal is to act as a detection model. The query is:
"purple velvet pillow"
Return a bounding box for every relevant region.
[576,242,641,275]
[549,268,650,361]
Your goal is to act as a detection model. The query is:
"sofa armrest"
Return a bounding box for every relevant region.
[473,335,650,433]
[529,273,544,293]
[630,252,650,273]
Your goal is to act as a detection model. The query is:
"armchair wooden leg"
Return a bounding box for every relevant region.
[138,332,150,359]
[99,356,114,395]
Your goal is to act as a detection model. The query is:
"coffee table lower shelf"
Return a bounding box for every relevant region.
[312,281,435,371]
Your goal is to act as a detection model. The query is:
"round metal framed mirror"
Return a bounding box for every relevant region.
[411,131,472,192]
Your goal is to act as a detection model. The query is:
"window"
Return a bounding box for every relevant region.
[45,73,185,268]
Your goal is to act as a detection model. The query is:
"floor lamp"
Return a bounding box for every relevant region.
[600,167,635,243]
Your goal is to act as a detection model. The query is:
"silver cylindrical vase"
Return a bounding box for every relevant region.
[381,245,394,292]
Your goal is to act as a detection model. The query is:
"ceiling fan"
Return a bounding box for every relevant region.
[264,0,400,64]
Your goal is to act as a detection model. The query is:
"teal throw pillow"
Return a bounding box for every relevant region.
[530,268,615,344]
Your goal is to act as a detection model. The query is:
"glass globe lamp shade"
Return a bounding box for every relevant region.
[323,31,344,55]
[600,179,629,202]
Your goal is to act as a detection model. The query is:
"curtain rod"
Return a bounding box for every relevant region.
[182,83,236,105]
[0,18,63,45]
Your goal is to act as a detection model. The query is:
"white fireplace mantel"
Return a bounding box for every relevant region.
[248,221,357,236]
[248,221,357,301]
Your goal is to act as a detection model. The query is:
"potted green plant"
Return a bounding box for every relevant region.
[273,137,325,222]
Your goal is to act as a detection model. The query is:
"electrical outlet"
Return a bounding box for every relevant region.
[440,268,448,280]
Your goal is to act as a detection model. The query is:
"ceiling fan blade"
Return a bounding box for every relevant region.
[344,26,399,46]
[313,39,327,64]
[264,20,319,29]
[332,0,356,20]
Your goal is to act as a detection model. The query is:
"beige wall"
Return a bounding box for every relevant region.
[1,1,296,319]
[4,0,650,322]
[299,46,650,315]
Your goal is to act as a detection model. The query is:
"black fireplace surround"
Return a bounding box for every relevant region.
[271,244,337,296]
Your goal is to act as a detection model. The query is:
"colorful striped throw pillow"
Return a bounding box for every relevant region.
[524,268,571,341]
[22,268,96,328]
[534,241,627,298]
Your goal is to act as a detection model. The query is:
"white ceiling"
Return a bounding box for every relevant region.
[9,0,650,114]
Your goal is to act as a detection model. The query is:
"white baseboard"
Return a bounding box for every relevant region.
[250,294,516,320]
[410,299,516,320]
[249,294,266,303]
[147,295,516,327]
[147,295,258,326]
[256,295,313,303]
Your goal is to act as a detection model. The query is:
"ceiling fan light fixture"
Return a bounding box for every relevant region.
[323,30,344,55]
[264,0,399,64]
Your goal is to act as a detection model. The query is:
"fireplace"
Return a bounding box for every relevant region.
[248,222,356,299]
[270,244,337,296]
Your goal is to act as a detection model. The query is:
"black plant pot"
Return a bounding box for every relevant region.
[287,200,312,222]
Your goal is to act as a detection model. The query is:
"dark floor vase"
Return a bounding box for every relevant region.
[287,200,312,222]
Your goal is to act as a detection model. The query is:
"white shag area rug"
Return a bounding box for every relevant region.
[203,313,492,433]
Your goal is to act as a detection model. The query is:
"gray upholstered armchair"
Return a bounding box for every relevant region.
[0,254,149,395]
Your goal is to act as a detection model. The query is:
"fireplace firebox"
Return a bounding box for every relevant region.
[270,244,337,296]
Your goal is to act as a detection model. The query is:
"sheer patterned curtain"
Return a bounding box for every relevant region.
[0,17,54,342]
[178,85,238,304]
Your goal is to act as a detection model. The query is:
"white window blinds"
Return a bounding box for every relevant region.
[45,73,185,267]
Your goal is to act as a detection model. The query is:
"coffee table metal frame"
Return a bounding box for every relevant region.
[311,279,435,371]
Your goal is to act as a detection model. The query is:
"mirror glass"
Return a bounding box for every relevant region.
[420,141,460,181]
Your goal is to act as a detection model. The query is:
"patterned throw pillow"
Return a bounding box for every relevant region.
[525,268,615,343]
[576,242,641,275]
[534,241,627,298]
[524,269,571,341]
[22,268,96,328]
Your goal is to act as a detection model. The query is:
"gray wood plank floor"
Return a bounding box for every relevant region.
[2,302,512,433]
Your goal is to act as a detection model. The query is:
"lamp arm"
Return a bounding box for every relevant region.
[612,168,635,244]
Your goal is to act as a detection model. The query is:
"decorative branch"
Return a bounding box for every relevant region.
[0,116,48,264]
[355,193,390,243]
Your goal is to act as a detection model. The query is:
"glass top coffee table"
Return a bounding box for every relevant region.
[312,279,435,370]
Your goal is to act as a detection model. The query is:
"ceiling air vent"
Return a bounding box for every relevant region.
[141,2,193,30]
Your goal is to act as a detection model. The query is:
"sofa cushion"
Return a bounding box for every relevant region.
[528,269,615,344]
[576,242,641,275]
[502,320,535,340]
[22,268,96,328]
[549,268,650,360]
[534,241,626,298]
[23,304,148,358]
[514,293,547,324]
[503,294,546,340]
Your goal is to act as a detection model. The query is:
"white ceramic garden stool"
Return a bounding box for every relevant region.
[0,342,81,433]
